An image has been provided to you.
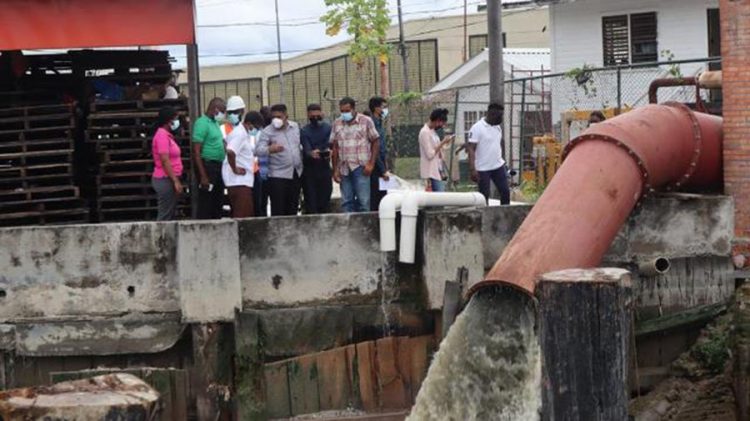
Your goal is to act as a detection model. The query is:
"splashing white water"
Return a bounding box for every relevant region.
[407,287,541,421]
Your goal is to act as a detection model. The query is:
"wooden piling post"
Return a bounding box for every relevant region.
[536,268,632,421]
[234,312,267,420]
[192,323,234,421]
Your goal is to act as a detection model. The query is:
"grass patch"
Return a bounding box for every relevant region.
[394,157,421,180]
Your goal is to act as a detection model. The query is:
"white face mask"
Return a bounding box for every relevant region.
[272,118,284,129]
[170,119,180,131]
[214,111,225,123]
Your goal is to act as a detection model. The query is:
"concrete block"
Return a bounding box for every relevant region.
[422,210,485,309]
[264,361,291,419]
[634,256,735,319]
[238,214,384,307]
[316,347,352,410]
[0,325,13,351]
[355,341,378,412]
[623,194,733,260]
[375,337,407,410]
[254,307,353,358]
[13,313,184,357]
[177,220,241,322]
[0,223,180,321]
[288,354,320,415]
[480,204,532,271]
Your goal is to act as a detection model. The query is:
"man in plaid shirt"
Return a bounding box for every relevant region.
[331,97,380,213]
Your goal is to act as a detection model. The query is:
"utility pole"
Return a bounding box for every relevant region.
[397,0,409,92]
[274,0,285,103]
[463,0,468,62]
[487,0,504,105]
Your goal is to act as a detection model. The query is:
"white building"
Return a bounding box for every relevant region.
[427,48,551,172]
[544,0,720,124]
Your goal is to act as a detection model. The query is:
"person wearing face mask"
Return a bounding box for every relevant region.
[467,102,510,205]
[419,108,455,192]
[151,106,184,221]
[300,103,333,214]
[255,104,304,216]
[368,96,390,211]
[252,106,273,217]
[222,95,246,139]
[331,97,380,213]
[192,97,227,219]
[222,111,263,218]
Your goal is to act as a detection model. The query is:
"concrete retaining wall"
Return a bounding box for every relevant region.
[0,193,735,354]
[237,214,388,308]
[0,223,180,321]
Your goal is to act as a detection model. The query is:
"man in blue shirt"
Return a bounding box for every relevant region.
[300,104,333,213]
[368,96,389,211]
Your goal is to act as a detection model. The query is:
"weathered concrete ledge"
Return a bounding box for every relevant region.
[0,194,734,346]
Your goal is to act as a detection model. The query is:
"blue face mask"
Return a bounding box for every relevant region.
[341,112,353,122]
[228,113,241,126]
[249,128,259,136]
[170,119,180,131]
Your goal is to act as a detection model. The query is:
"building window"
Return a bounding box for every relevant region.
[464,110,486,138]
[602,12,657,66]
[468,33,507,58]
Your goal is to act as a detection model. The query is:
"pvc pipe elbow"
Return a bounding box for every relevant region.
[378,192,405,252]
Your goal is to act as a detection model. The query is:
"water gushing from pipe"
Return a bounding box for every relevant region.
[408,287,540,420]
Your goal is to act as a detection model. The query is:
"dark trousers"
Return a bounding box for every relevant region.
[228,186,254,218]
[478,165,510,205]
[253,173,270,217]
[269,171,301,216]
[302,166,333,214]
[152,177,179,221]
[197,160,224,219]
[369,170,386,212]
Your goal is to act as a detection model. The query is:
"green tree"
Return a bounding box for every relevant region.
[321,0,391,96]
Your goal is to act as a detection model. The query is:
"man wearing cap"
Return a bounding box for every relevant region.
[223,95,246,138]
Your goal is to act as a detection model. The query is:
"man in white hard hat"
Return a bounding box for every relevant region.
[222,95,246,139]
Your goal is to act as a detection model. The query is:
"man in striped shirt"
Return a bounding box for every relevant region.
[331,97,380,213]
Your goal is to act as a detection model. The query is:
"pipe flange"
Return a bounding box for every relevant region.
[663,101,702,191]
[562,133,651,198]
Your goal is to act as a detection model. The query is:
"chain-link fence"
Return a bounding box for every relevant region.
[424,57,721,185]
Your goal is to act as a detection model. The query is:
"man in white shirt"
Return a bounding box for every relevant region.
[223,111,264,218]
[467,103,510,204]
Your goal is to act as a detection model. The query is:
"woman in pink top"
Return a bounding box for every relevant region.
[419,108,454,192]
[151,106,184,221]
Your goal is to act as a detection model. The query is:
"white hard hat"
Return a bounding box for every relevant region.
[226,95,246,111]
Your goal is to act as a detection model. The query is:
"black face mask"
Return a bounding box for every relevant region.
[309,117,322,126]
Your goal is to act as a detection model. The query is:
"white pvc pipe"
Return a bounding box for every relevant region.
[399,192,487,264]
[378,192,406,252]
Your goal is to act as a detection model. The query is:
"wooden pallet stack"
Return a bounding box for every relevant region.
[0,104,89,227]
[84,99,191,222]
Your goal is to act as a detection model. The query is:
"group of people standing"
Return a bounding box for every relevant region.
[150,95,510,221]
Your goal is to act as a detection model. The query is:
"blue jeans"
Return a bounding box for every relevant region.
[341,166,371,213]
[478,165,511,205]
[429,178,445,192]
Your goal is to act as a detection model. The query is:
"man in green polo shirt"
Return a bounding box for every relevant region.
[192,97,227,219]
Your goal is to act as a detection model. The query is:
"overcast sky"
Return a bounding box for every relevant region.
[170,0,485,67]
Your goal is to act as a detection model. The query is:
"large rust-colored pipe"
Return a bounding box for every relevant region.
[469,103,722,296]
